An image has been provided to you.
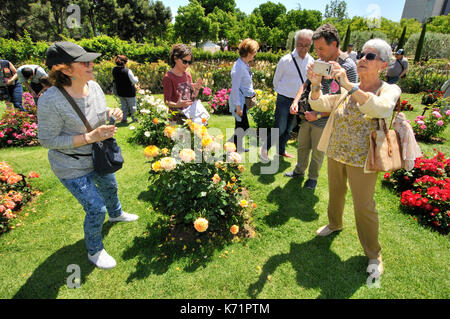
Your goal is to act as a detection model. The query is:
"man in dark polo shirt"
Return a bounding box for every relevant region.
[285,24,358,190]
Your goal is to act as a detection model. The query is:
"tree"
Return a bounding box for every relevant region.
[146,1,172,43]
[196,0,236,15]
[415,21,427,63]
[207,7,238,41]
[342,24,351,51]
[397,26,407,51]
[324,0,348,22]
[174,0,212,46]
[427,14,450,34]
[253,1,286,29]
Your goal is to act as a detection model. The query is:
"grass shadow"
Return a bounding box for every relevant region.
[250,156,291,185]
[248,234,367,299]
[265,177,319,225]
[121,218,229,283]
[13,223,114,299]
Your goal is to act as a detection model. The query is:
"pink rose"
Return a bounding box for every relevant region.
[436,120,444,126]
[446,110,450,116]
[417,120,425,125]
[0,132,4,138]
[432,111,442,118]
[420,125,427,130]
[7,140,12,144]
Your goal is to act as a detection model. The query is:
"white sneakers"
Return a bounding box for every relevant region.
[108,212,139,223]
[88,249,117,269]
[88,212,139,269]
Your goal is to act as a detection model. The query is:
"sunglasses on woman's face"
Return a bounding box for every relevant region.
[79,61,92,67]
[360,52,378,61]
[181,59,193,65]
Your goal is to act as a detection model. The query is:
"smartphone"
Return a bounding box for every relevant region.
[313,61,332,77]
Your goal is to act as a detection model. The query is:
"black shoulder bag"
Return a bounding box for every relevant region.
[57,86,124,175]
[291,54,311,116]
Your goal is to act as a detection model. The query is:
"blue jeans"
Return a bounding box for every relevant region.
[59,171,123,255]
[265,94,296,155]
[119,96,137,121]
[8,82,25,111]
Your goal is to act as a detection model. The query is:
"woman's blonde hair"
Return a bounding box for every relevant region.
[238,38,259,58]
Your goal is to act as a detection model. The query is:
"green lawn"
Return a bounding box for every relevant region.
[0,94,449,299]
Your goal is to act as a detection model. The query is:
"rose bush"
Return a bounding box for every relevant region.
[127,91,176,150]
[412,106,450,141]
[0,94,38,148]
[383,150,449,234]
[145,120,255,238]
[0,162,39,234]
[249,89,276,130]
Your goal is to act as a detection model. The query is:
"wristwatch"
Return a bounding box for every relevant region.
[348,85,359,95]
[316,112,322,119]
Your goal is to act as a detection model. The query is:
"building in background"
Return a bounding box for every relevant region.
[402,0,450,22]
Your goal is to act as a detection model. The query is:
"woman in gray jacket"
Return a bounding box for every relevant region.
[38,42,138,269]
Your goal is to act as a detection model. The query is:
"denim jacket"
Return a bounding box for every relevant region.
[229,58,255,121]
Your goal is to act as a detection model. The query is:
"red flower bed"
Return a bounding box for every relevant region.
[0,162,39,234]
[384,150,449,234]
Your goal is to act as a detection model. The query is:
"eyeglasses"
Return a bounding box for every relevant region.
[79,61,92,67]
[359,52,379,61]
[181,59,193,65]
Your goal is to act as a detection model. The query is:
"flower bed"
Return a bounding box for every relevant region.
[383,150,449,234]
[0,93,38,148]
[412,106,450,142]
[422,90,444,106]
[145,120,255,240]
[0,162,39,234]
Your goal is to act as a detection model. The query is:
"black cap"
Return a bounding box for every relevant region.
[45,41,101,69]
[348,43,354,46]
[396,49,405,55]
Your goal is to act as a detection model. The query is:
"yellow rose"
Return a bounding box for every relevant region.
[160,157,177,171]
[224,142,236,153]
[239,200,248,208]
[144,145,160,158]
[238,165,245,173]
[230,225,239,235]
[194,218,209,232]
[261,105,268,112]
[152,161,162,172]
[212,174,221,184]
[179,149,195,163]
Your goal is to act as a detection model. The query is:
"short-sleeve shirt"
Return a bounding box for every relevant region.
[162,71,194,104]
[387,58,408,77]
[17,65,47,84]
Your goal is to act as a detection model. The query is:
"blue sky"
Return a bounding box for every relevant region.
[163,0,406,22]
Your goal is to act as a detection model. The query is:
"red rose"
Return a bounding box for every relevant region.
[433,221,440,227]
[384,173,390,179]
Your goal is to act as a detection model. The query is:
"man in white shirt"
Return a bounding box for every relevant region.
[261,29,314,160]
[347,43,358,63]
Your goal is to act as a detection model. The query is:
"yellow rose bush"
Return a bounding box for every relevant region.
[249,89,277,131]
[146,120,256,237]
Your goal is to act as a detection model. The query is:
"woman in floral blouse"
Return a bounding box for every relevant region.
[308,39,401,278]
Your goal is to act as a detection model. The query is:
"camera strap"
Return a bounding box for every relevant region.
[291,54,305,85]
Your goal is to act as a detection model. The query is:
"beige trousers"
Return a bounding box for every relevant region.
[327,157,381,259]
[294,121,325,180]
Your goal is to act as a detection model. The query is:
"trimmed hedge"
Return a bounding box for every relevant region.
[0,35,284,65]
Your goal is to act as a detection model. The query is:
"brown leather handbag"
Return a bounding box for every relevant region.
[366,99,403,172]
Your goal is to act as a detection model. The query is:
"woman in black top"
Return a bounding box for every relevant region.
[112,55,139,123]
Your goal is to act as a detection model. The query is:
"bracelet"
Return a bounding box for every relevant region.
[348,85,359,95]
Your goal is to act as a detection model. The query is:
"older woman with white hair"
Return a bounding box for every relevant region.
[307,38,401,278]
